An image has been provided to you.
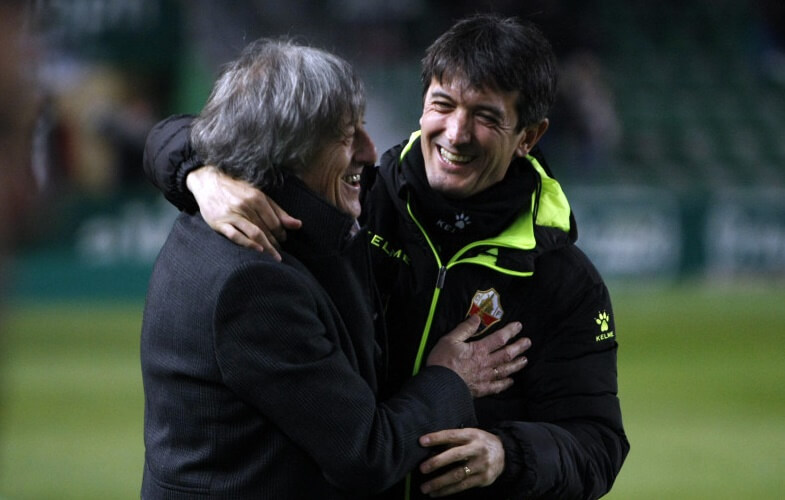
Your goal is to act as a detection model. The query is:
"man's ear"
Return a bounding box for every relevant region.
[515,119,549,157]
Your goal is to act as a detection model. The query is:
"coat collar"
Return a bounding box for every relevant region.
[268,175,359,258]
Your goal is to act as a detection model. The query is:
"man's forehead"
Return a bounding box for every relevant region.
[427,76,519,107]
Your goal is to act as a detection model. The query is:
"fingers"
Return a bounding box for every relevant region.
[233,194,301,250]
[475,321,522,352]
[418,428,504,497]
[503,335,532,358]
[470,350,529,398]
[421,465,486,497]
[426,319,530,396]
[235,216,279,248]
[419,428,472,449]
[493,351,529,379]
[215,220,282,262]
[483,336,531,368]
[442,315,482,343]
[188,166,294,257]
[270,198,303,231]
[253,197,286,243]
[473,324,530,369]
[419,431,473,479]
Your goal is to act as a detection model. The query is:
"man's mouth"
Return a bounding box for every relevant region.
[342,173,362,187]
[439,147,473,165]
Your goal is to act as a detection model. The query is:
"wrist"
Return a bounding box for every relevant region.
[185,165,215,195]
[177,152,206,196]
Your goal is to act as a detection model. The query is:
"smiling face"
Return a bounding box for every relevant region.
[420,76,547,199]
[300,120,377,219]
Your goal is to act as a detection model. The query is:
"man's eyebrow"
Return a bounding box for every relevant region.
[428,88,506,121]
[428,89,454,101]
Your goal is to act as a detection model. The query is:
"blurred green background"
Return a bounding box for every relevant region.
[2,286,784,498]
[2,0,785,498]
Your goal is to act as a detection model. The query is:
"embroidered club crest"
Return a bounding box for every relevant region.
[466,288,504,333]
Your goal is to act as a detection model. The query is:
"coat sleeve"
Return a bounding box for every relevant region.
[486,247,629,499]
[213,261,478,495]
[142,114,201,212]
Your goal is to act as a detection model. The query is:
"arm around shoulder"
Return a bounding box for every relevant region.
[142,114,201,212]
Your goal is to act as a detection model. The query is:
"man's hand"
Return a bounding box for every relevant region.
[186,166,302,261]
[426,315,531,397]
[418,428,505,497]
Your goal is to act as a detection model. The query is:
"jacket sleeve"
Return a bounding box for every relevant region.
[214,261,478,495]
[142,114,201,213]
[486,247,629,499]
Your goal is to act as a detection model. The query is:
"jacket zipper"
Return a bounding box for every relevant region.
[405,195,529,377]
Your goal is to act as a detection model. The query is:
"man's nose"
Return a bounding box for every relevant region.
[445,110,471,145]
[356,128,377,165]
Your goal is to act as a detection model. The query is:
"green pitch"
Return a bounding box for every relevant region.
[1,284,784,499]
[606,283,785,499]
[0,301,145,498]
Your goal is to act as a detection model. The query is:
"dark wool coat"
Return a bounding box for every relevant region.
[140,175,476,499]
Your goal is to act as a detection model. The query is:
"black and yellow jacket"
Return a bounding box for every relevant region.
[363,132,628,500]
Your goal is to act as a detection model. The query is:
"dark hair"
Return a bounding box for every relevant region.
[191,38,365,188]
[421,14,558,131]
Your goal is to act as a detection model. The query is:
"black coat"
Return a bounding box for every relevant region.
[140,176,476,499]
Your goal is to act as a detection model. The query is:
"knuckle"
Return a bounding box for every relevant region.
[501,326,515,339]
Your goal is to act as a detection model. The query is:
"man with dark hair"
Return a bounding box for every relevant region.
[144,14,629,499]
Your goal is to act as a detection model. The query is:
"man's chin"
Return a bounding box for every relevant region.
[431,181,474,200]
[338,200,362,219]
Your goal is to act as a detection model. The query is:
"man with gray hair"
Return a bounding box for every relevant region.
[140,37,529,499]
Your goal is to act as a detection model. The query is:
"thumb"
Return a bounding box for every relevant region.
[446,315,481,343]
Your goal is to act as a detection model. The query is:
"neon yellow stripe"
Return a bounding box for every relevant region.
[406,194,443,376]
[526,154,571,232]
[450,254,533,277]
[404,189,440,500]
[451,207,536,252]
[399,130,422,163]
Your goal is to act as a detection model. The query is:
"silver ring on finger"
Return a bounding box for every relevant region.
[493,367,500,379]
[463,465,472,478]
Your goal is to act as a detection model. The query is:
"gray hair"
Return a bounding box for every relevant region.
[191,38,365,187]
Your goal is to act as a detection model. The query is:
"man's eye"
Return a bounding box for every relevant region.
[478,114,500,125]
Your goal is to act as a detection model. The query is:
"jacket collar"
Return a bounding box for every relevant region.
[378,131,575,257]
